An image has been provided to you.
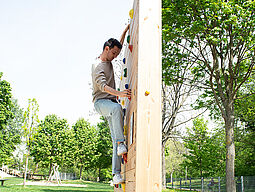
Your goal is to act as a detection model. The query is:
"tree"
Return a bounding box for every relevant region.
[30,114,72,176]
[234,75,255,175]
[0,73,22,164]
[95,117,112,181]
[162,1,255,191]
[165,138,186,180]
[22,98,39,186]
[161,3,208,187]
[72,118,97,180]
[0,72,13,130]
[182,118,211,178]
[182,118,225,178]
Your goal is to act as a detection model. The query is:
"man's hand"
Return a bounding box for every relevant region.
[118,89,131,99]
[104,85,131,99]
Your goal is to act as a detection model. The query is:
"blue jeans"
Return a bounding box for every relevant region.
[94,99,125,175]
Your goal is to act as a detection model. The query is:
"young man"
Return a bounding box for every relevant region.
[92,25,131,184]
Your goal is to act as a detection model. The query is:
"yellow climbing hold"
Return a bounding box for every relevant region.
[120,76,123,80]
[121,100,125,106]
[145,91,150,96]
[124,125,127,135]
[129,9,134,19]
[122,183,126,192]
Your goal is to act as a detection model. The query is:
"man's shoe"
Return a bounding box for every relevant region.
[117,143,127,156]
[113,174,124,184]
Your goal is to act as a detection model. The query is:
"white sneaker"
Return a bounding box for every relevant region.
[117,143,127,156]
[113,174,124,184]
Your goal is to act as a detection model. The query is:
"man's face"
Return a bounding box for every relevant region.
[106,46,121,61]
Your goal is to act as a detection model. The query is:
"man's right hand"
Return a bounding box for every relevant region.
[104,85,131,99]
[119,89,131,99]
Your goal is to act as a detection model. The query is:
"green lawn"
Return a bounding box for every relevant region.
[0,177,114,192]
[163,189,193,192]
[1,177,192,192]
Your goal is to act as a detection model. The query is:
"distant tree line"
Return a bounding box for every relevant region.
[0,72,112,182]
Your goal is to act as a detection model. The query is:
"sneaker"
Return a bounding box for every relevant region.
[113,174,124,184]
[117,143,127,156]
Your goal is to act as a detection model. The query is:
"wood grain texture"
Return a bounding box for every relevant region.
[115,0,161,191]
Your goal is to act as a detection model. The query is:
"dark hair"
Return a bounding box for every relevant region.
[103,38,122,51]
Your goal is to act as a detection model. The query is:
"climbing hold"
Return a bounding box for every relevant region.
[118,99,121,103]
[122,153,127,164]
[121,157,124,164]
[120,76,123,80]
[118,88,120,91]
[145,91,150,96]
[127,35,130,43]
[125,84,128,89]
[123,108,126,116]
[128,97,131,101]
[122,183,126,192]
[129,9,134,19]
[124,125,127,135]
[117,96,119,100]
[123,58,126,64]
[121,100,125,106]
[124,68,127,77]
[128,44,133,52]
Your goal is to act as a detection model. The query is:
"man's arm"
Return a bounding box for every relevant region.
[104,85,131,98]
[119,24,130,45]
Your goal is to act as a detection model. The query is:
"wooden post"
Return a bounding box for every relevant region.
[115,0,161,191]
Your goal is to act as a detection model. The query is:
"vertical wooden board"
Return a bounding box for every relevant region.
[136,0,162,191]
[117,0,161,191]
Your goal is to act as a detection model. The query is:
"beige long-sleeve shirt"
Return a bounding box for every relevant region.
[91,58,116,102]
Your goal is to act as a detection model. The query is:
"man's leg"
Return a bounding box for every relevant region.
[106,116,122,175]
[94,99,125,175]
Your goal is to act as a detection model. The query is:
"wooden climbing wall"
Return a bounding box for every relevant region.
[115,0,161,191]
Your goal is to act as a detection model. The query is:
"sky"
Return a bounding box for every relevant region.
[0,0,133,126]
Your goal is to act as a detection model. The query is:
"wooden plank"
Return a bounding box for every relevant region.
[135,0,162,191]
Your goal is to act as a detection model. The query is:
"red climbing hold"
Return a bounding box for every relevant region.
[122,153,127,164]
[128,44,133,53]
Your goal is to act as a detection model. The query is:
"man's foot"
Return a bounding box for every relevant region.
[117,143,127,156]
[113,174,124,184]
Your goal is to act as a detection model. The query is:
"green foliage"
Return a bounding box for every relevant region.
[0,73,22,164]
[162,0,255,115]
[182,118,225,178]
[30,114,72,170]
[72,118,98,178]
[234,76,255,175]
[22,98,40,147]
[165,139,186,178]
[0,72,14,130]
[95,117,112,181]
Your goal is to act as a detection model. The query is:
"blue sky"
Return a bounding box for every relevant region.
[0,0,133,125]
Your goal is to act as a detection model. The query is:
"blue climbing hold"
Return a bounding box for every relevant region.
[123,58,126,64]
[125,84,128,89]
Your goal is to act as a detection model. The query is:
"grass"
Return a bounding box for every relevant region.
[0,177,114,192]
[0,177,195,192]
[163,189,191,192]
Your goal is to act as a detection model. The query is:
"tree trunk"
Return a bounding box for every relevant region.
[98,168,101,182]
[162,141,166,189]
[23,153,29,186]
[225,107,236,192]
[49,163,52,177]
[79,165,83,180]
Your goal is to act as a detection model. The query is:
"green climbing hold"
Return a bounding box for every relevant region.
[127,35,130,43]
[124,68,127,77]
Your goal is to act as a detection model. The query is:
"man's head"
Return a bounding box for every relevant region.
[102,38,122,61]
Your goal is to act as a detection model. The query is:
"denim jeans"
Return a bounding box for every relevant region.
[94,99,125,175]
